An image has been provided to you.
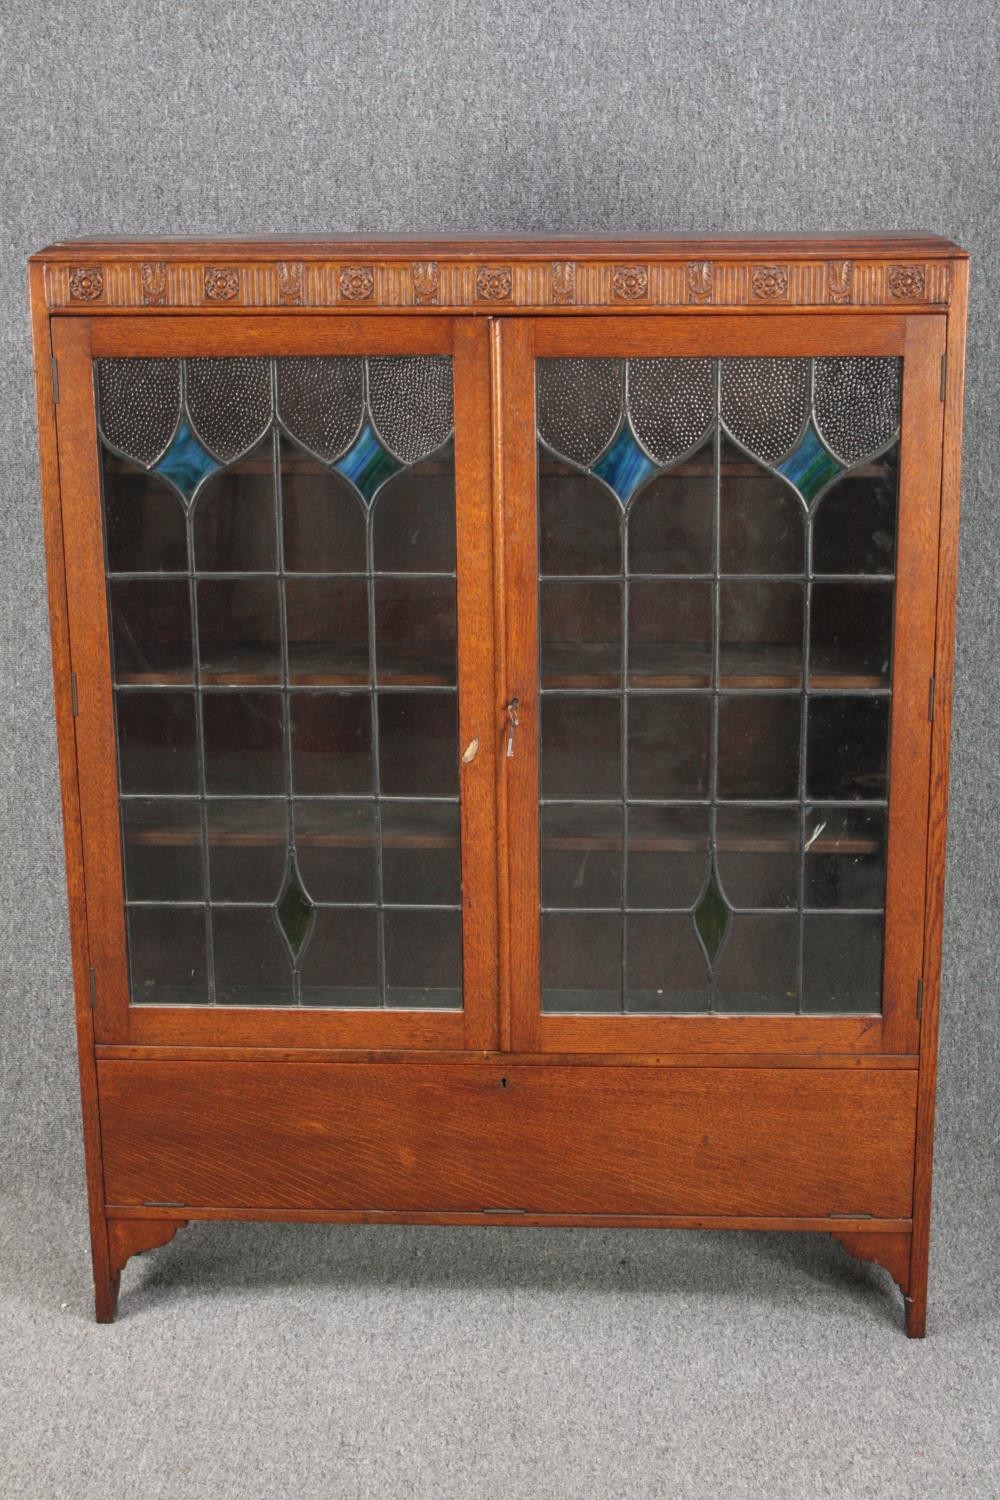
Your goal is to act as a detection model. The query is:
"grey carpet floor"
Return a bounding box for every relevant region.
[1,1174,997,1500]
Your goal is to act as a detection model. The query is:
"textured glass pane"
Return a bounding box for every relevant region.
[122,799,203,903]
[721,358,809,464]
[110,579,192,684]
[541,695,620,800]
[384,909,462,1007]
[542,912,621,1012]
[186,357,272,461]
[127,906,207,1005]
[97,358,180,466]
[368,356,453,464]
[276,357,364,462]
[208,799,287,903]
[542,803,622,909]
[627,913,708,1010]
[714,914,798,1012]
[373,448,456,573]
[802,913,884,1012]
[104,459,188,574]
[813,358,901,465]
[628,696,711,799]
[291,693,371,795]
[718,696,800,800]
[212,908,292,1005]
[628,443,714,574]
[281,436,366,573]
[537,359,622,468]
[627,805,707,908]
[116,691,198,794]
[627,358,714,464]
[192,437,277,572]
[807,697,890,801]
[300,909,378,1007]
[381,801,461,906]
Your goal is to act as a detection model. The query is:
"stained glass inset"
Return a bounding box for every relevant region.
[334,420,405,504]
[776,422,844,504]
[153,420,220,502]
[592,423,658,504]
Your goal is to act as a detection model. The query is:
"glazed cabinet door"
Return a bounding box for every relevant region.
[52,316,498,1048]
[500,315,946,1055]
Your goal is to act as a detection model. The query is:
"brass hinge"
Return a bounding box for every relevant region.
[928,675,935,723]
[70,671,79,717]
[51,356,59,405]
[916,977,924,1020]
[88,966,96,1009]
[939,351,947,402]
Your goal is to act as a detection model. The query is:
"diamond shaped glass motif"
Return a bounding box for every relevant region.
[694,860,731,967]
[591,422,659,504]
[775,421,844,505]
[333,420,403,504]
[276,861,315,959]
[153,420,221,502]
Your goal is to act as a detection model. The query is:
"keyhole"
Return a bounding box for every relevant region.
[499,1077,508,1088]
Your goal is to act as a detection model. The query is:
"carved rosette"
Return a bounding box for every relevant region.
[140,262,167,306]
[412,261,440,305]
[827,260,853,305]
[204,267,240,303]
[69,267,104,302]
[551,261,576,305]
[339,265,375,302]
[752,265,789,302]
[277,261,304,305]
[887,264,926,301]
[686,261,713,304]
[476,266,513,302]
[612,265,648,302]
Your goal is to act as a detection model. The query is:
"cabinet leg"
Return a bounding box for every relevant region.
[829,1230,916,1334]
[904,1236,929,1339]
[96,1218,189,1321]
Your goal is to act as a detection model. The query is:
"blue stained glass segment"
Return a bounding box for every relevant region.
[776,422,844,504]
[152,420,221,502]
[591,422,659,505]
[333,421,404,505]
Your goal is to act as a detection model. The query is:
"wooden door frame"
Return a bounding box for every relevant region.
[498,312,947,1057]
[49,312,500,1050]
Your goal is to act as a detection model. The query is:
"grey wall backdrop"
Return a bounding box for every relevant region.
[1,2,996,1207]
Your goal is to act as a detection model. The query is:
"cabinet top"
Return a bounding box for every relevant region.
[30,234,967,314]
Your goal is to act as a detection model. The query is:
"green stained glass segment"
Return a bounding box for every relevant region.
[694,861,731,967]
[276,862,315,959]
[776,421,844,504]
[333,420,404,504]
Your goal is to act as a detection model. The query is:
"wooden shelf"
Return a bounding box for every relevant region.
[115,641,456,688]
[541,641,888,690]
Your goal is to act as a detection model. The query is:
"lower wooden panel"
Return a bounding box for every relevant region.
[98,1061,917,1219]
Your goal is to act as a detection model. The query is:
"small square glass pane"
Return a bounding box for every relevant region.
[807,697,890,801]
[282,440,366,573]
[300,908,378,1007]
[716,806,800,910]
[538,464,622,576]
[193,440,277,572]
[626,913,708,1011]
[812,457,897,576]
[804,805,887,910]
[110,579,192,684]
[208,799,287,902]
[714,913,798,1012]
[541,695,621,800]
[719,582,803,688]
[628,695,711,799]
[197,578,282,684]
[382,801,461,906]
[122,799,203,902]
[373,453,456,573]
[286,577,369,684]
[810,581,892,688]
[203,691,285,794]
[627,805,708,908]
[628,581,711,687]
[291,692,372,795]
[718,696,800,800]
[627,447,714,574]
[542,803,622,909]
[541,579,621,690]
[375,577,456,686]
[116,690,198,794]
[384,909,462,1008]
[128,905,207,1004]
[212,908,292,1005]
[104,463,188,574]
[719,440,805,575]
[294,799,377,904]
[802,913,884,1012]
[378,692,458,797]
[541,911,621,1012]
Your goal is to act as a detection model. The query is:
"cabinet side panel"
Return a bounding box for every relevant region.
[99,1060,917,1219]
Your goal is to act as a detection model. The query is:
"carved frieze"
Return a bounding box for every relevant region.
[612,265,648,301]
[412,261,440,305]
[69,267,104,302]
[339,266,375,302]
[751,265,789,302]
[476,266,513,301]
[204,267,240,302]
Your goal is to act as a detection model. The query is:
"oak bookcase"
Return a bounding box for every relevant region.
[29,235,968,1330]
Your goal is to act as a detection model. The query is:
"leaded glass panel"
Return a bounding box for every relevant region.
[97,355,460,1009]
[537,356,900,1015]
